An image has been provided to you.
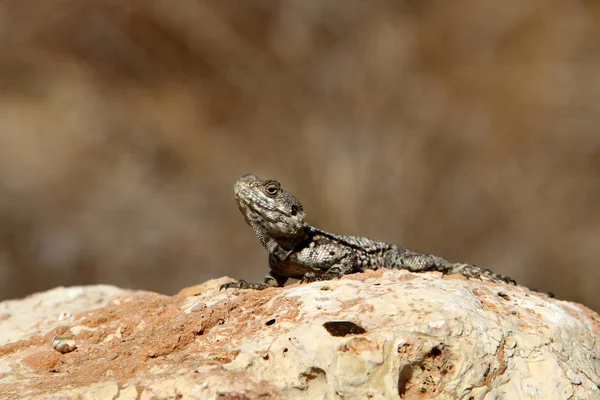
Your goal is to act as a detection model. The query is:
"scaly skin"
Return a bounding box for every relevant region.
[221,174,517,290]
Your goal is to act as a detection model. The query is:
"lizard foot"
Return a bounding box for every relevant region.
[220,280,269,291]
[300,272,318,284]
[300,271,344,284]
[490,274,517,285]
[452,264,516,285]
[477,268,517,285]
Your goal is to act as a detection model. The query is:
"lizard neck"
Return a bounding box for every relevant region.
[269,226,311,252]
[251,222,310,252]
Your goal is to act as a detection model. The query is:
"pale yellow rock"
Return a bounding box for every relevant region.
[0,271,599,399]
[115,385,138,400]
[0,285,133,346]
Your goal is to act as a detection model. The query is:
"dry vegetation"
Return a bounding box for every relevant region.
[0,0,598,309]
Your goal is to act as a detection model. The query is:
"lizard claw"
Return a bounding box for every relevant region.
[220,280,248,291]
[220,280,270,291]
[300,272,317,284]
[482,269,517,285]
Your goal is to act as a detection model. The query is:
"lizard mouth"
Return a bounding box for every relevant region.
[233,182,266,222]
[233,181,244,196]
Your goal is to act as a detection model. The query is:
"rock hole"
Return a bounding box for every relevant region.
[265,318,276,326]
[428,347,442,358]
[483,364,490,377]
[397,364,413,397]
[304,367,326,380]
[497,292,510,301]
[323,321,366,337]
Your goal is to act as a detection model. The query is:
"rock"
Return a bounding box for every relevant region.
[0,270,599,399]
[0,285,133,346]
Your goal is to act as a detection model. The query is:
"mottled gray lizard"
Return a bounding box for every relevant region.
[221,174,517,290]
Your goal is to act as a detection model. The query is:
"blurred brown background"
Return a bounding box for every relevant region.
[0,0,598,309]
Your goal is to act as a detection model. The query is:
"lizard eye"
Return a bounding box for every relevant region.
[264,183,279,197]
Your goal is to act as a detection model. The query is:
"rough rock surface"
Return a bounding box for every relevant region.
[1,270,599,399]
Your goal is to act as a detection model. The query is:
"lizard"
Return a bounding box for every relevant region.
[221,174,517,290]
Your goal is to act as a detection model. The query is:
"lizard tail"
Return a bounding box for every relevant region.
[384,249,516,285]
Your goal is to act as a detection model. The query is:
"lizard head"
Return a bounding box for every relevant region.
[234,174,307,247]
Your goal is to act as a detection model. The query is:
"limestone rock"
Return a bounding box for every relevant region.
[0,270,599,399]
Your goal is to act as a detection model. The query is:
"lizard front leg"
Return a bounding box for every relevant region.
[220,271,288,291]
